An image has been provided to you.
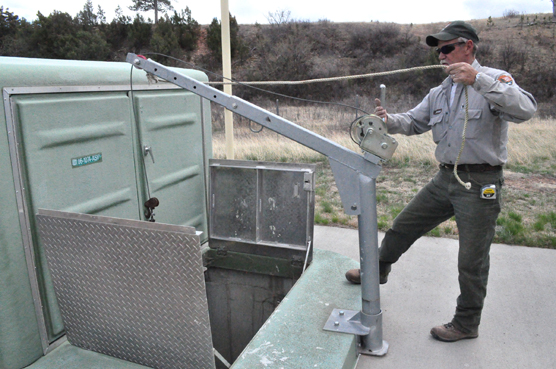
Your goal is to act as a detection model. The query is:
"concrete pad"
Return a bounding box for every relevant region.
[314,225,556,369]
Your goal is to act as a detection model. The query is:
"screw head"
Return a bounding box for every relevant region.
[334,321,340,326]
[134,59,141,65]
[339,311,345,316]
[381,142,389,149]
[232,103,238,109]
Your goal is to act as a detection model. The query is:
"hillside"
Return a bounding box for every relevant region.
[222,13,555,117]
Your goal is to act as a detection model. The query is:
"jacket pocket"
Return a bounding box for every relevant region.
[428,114,446,143]
[458,109,482,139]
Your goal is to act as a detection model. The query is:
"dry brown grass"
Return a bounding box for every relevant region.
[213,112,555,168]
[212,104,556,247]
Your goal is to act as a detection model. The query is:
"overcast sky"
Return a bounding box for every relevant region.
[3,0,551,25]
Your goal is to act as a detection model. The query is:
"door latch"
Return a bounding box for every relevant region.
[143,145,155,163]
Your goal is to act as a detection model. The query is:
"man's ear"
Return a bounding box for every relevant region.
[465,40,474,55]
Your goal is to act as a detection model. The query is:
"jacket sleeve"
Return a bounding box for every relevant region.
[385,92,433,136]
[473,72,537,123]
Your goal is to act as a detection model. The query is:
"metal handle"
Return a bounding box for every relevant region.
[379,84,386,107]
[144,145,155,163]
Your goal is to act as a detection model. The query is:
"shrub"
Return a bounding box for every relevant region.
[503,9,520,19]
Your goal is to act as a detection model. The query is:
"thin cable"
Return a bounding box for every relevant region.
[129,65,152,199]
[141,53,370,115]
[349,116,363,145]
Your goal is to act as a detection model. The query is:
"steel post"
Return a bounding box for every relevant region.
[357,174,388,356]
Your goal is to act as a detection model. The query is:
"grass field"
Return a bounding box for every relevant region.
[212,103,556,248]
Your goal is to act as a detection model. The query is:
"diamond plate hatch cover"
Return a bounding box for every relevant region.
[36,209,215,369]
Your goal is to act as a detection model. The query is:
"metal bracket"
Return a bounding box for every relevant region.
[324,308,388,357]
[303,172,314,192]
[324,309,370,335]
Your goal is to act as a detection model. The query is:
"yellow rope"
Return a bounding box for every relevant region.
[454,86,472,190]
[206,65,446,85]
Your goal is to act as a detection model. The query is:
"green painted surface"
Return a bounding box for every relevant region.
[230,249,361,369]
[204,249,303,279]
[25,342,150,369]
[0,56,208,89]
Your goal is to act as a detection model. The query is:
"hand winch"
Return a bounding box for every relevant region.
[350,114,398,160]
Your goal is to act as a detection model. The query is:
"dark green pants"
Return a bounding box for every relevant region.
[379,165,503,333]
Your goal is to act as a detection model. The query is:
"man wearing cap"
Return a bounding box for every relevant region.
[345,21,537,342]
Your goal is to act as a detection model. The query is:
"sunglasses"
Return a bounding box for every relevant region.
[435,41,466,55]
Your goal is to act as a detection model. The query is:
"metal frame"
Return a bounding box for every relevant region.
[3,83,207,354]
[208,159,315,263]
[126,53,389,356]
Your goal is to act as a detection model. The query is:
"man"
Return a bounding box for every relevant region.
[345,21,537,342]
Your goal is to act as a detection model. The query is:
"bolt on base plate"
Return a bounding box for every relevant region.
[358,340,389,357]
[323,308,389,356]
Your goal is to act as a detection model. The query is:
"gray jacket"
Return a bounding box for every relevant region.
[386,59,537,166]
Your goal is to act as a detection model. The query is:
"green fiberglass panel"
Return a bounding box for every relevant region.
[13,92,142,342]
[132,90,209,241]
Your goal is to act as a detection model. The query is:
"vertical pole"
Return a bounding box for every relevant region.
[357,174,387,355]
[221,0,234,159]
[276,99,280,141]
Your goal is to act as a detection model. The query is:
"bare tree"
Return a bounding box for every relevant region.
[266,10,291,25]
[129,0,173,24]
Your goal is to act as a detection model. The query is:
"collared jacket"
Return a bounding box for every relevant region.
[385,59,537,166]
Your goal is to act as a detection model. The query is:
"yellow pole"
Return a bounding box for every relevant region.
[221,0,234,159]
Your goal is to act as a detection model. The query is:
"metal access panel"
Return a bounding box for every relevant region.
[36,209,215,369]
[209,159,315,261]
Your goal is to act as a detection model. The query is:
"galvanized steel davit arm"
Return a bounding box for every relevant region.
[126,53,389,356]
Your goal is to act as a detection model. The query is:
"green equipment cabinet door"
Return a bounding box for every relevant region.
[12,92,142,342]
[131,90,209,241]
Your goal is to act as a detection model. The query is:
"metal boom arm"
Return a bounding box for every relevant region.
[126,53,388,356]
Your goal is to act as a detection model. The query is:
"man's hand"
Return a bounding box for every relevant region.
[445,62,478,85]
[374,98,388,122]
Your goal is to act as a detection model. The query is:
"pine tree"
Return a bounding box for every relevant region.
[129,0,173,24]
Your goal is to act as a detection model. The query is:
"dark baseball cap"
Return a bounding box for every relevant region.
[426,21,479,47]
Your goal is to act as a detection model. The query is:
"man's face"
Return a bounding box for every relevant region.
[437,38,468,65]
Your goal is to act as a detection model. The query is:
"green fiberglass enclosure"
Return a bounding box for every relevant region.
[0,57,212,368]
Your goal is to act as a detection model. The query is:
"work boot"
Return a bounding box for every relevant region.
[345,262,392,284]
[430,323,478,342]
